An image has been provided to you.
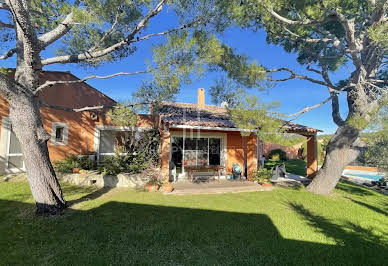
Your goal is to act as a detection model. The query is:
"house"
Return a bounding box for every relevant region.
[0,70,153,174]
[158,88,320,180]
[0,71,320,180]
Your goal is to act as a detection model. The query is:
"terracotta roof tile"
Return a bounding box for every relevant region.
[159,102,321,133]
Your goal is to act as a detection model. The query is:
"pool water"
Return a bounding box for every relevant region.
[342,169,384,181]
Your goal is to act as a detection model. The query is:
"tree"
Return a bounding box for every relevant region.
[205,0,388,194]
[0,0,215,215]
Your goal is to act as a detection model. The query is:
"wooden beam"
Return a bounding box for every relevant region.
[306,133,318,178]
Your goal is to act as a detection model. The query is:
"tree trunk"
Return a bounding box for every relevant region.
[8,95,67,215]
[306,125,364,195]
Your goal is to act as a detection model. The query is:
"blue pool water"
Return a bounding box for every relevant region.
[342,170,384,181]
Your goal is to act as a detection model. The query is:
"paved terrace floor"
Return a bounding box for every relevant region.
[167,180,272,195]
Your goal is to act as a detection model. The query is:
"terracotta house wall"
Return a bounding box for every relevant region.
[0,71,154,171]
[263,142,299,159]
[226,132,245,175]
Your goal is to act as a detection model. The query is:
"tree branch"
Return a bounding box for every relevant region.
[264,67,332,87]
[0,47,16,60]
[39,101,114,112]
[38,12,74,48]
[34,70,152,94]
[89,10,120,52]
[288,94,334,120]
[0,72,33,99]
[41,0,167,65]
[266,7,327,26]
[331,92,345,126]
[283,27,337,45]
[39,101,150,113]
[321,66,346,126]
[332,11,362,68]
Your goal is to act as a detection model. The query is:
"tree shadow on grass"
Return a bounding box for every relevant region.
[288,202,387,244]
[335,180,375,196]
[68,187,115,206]
[344,197,388,216]
[1,198,388,265]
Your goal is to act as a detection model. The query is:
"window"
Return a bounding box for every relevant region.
[98,130,133,159]
[171,136,222,170]
[55,127,64,142]
[51,122,68,145]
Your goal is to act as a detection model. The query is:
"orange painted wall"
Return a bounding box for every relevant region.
[0,71,154,164]
[263,142,299,159]
[0,101,154,163]
[226,132,245,175]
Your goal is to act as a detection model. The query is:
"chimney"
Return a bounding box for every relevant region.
[197,88,205,107]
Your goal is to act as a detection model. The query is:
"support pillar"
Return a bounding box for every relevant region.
[160,125,171,182]
[247,133,258,179]
[306,133,318,178]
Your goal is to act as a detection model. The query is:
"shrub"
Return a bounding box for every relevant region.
[252,168,273,183]
[99,152,150,176]
[54,155,95,173]
[99,128,161,176]
[269,149,288,161]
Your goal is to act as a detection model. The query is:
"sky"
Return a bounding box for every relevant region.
[0,6,351,134]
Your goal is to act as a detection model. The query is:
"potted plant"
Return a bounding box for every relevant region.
[253,168,273,188]
[144,171,161,192]
[72,168,80,173]
[145,182,159,192]
[161,181,174,193]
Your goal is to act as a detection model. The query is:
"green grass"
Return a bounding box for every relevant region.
[1,180,388,265]
[265,158,307,176]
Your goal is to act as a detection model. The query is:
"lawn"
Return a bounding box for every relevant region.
[265,158,307,176]
[1,180,388,265]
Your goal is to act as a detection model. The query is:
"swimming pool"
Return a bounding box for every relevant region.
[342,169,384,182]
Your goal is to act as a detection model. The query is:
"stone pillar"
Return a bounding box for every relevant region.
[306,133,318,178]
[160,125,171,182]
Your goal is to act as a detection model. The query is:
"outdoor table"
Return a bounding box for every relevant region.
[185,165,225,182]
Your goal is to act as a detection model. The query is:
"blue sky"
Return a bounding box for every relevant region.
[0,7,351,134]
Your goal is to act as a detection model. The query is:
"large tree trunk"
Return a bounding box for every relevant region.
[8,94,67,215]
[306,125,365,195]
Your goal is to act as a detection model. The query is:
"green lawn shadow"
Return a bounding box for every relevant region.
[1,195,388,265]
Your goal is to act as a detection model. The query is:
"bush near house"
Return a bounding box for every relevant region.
[99,152,151,176]
[268,149,288,161]
[99,128,161,176]
[54,155,95,173]
[251,168,273,183]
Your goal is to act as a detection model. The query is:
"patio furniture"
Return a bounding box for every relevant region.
[232,163,242,180]
[185,165,225,182]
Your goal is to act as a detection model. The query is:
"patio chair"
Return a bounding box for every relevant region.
[232,163,242,180]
